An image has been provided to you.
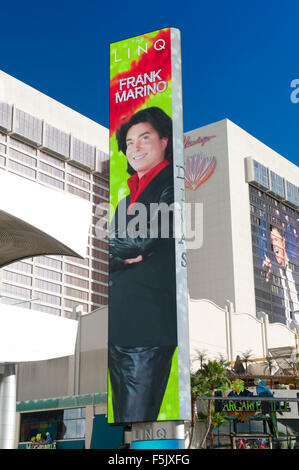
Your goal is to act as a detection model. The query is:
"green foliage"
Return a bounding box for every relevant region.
[193,360,231,395]
[231,379,244,395]
[190,360,231,449]
[197,405,228,431]
[193,349,207,371]
[240,350,253,373]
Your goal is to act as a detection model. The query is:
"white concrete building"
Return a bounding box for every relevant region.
[0,70,110,317]
[184,119,298,326]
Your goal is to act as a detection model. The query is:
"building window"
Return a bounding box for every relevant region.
[38,172,65,190]
[3,271,32,286]
[14,109,42,145]
[286,181,299,207]
[270,171,285,199]
[35,266,62,282]
[72,138,95,170]
[39,161,65,179]
[35,278,62,294]
[9,148,37,167]
[40,151,65,168]
[253,160,269,189]
[32,304,61,316]
[34,291,61,306]
[44,124,70,158]
[65,263,89,278]
[10,137,37,156]
[65,286,89,301]
[8,159,36,179]
[19,408,86,442]
[34,256,62,270]
[0,102,12,130]
[67,184,90,200]
[67,173,90,190]
[8,261,33,274]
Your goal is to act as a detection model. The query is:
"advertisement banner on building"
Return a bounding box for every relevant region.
[108,28,191,424]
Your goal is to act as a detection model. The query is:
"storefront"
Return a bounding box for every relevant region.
[16,393,125,449]
[203,382,299,449]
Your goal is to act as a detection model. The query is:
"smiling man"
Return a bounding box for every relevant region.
[108,107,178,424]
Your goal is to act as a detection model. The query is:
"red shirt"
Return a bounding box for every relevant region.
[127,160,170,214]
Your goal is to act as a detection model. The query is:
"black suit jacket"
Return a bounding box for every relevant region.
[109,164,178,347]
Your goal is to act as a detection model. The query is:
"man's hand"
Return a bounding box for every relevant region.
[124,255,143,265]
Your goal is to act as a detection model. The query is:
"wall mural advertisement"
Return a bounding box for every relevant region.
[108,28,190,424]
[250,185,299,324]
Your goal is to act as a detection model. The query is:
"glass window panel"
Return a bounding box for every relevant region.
[35,266,62,282]
[40,151,65,168]
[67,164,90,180]
[9,148,37,166]
[64,287,89,301]
[253,160,269,189]
[7,261,32,274]
[32,304,61,316]
[8,159,36,179]
[286,181,299,207]
[0,143,6,154]
[64,408,81,419]
[35,291,61,306]
[270,171,285,199]
[3,270,32,286]
[10,137,37,156]
[44,124,70,157]
[0,155,5,166]
[67,173,90,189]
[34,256,62,270]
[72,138,95,170]
[39,172,64,189]
[40,161,64,179]
[65,263,89,278]
[0,102,12,130]
[64,275,89,289]
[67,184,90,200]
[35,278,61,294]
[15,109,42,145]
[2,283,31,298]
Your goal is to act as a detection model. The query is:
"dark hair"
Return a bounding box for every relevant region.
[116,107,173,175]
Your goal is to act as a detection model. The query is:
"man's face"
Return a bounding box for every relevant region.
[125,122,168,177]
[270,227,287,266]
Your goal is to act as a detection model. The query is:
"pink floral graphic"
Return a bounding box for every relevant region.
[185,154,216,190]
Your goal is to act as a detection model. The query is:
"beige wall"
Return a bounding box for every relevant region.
[185,120,236,309]
[17,307,108,401]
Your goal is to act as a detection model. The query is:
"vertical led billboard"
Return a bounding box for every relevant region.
[108,28,190,424]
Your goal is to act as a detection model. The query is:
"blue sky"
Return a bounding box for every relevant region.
[1,0,299,166]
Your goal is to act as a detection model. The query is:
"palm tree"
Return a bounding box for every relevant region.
[190,360,231,449]
[197,406,228,449]
[241,350,253,374]
[217,353,230,369]
[194,349,207,371]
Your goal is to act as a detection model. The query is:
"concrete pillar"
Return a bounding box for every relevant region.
[0,363,16,449]
[226,300,234,362]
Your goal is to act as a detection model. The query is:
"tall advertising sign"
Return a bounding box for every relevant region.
[108,28,190,424]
